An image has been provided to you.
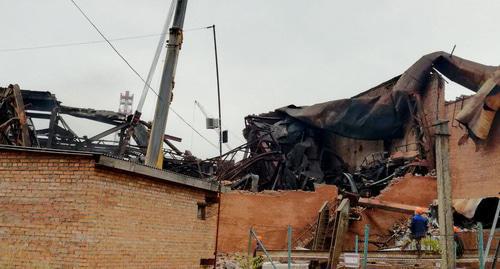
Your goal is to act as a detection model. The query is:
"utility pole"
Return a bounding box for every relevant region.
[209,24,224,269]
[208,24,223,159]
[145,0,188,167]
[434,120,455,269]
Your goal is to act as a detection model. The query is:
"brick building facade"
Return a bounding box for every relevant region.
[447,97,500,199]
[0,146,218,268]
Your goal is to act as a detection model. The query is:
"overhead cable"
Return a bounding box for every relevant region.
[68,0,217,149]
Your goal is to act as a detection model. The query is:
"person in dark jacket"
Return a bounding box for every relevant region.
[454,226,465,258]
[410,207,428,255]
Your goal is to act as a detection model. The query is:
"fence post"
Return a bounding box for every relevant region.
[483,199,500,268]
[288,225,292,269]
[362,225,370,269]
[355,235,359,254]
[248,227,253,268]
[251,229,277,269]
[477,223,484,269]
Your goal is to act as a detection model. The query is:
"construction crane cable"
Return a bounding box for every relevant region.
[68,0,217,150]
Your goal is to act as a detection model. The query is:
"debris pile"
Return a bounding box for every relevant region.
[218,51,499,196]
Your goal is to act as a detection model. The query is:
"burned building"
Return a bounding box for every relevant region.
[213,52,499,268]
[1,50,498,268]
[220,51,499,197]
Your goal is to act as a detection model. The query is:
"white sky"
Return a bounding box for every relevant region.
[1,0,499,158]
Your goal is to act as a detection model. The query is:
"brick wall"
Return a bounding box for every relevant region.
[447,98,500,199]
[218,185,338,253]
[345,175,437,251]
[0,150,216,268]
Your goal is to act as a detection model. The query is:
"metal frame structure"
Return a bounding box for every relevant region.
[0,85,217,178]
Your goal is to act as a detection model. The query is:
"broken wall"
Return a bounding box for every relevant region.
[388,73,446,160]
[218,185,337,253]
[345,175,437,251]
[448,98,500,199]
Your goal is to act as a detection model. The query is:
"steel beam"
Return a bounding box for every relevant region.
[87,123,129,142]
[483,199,500,268]
[46,107,59,148]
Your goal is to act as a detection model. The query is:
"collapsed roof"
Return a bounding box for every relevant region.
[220,51,499,193]
[277,51,499,141]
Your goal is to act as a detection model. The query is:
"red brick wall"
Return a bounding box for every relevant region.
[218,185,338,253]
[447,99,500,199]
[345,175,437,251]
[0,150,216,268]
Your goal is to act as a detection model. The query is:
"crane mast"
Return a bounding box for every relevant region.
[145,0,189,167]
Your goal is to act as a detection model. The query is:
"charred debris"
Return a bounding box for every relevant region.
[218,51,499,197]
[1,51,498,198]
[0,85,215,177]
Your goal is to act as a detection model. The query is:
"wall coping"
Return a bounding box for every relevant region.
[0,145,222,193]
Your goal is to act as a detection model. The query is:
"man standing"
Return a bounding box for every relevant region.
[410,207,428,255]
[453,226,464,258]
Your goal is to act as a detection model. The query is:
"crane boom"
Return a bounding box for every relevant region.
[194,100,211,118]
[193,100,232,151]
[136,0,176,113]
[145,0,189,167]
[117,0,176,157]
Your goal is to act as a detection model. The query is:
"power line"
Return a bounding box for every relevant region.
[0,27,208,53]
[68,0,217,150]
[170,109,218,149]
[0,33,161,52]
[68,0,162,99]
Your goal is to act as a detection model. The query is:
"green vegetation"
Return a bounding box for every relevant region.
[421,237,441,253]
[235,254,264,269]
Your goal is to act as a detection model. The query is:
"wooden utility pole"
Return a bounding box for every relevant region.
[434,120,455,269]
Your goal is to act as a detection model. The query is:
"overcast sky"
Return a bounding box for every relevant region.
[1,0,499,158]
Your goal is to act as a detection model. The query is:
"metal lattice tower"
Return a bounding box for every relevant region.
[118,91,134,115]
[115,91,134,142]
